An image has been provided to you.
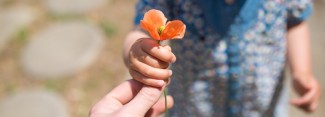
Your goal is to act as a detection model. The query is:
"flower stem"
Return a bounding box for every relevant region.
[158,40,168,117]
[164,89,168,117]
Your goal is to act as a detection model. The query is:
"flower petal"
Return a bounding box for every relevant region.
[143,9,167,29]
[161,20,186,40]
[140,20,160,40]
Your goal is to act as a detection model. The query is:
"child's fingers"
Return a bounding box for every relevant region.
[129,43,169,69]
[291,99,311,112]
[129,58,172,80]
[310,98,319,112]
[129,69,165,87]
[291,85,318,112]
[141,39,176,63]
[161,45,176,63]
[163,45,172,51]
[309,82,320,112]
[136,50,169,69]
[291,89,314,106]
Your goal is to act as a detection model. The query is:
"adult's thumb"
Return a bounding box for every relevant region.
[122,85,164,117]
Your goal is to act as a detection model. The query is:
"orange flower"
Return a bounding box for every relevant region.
[140,9,186,40]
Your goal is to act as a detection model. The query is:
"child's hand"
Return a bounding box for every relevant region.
[291,76,321,112]
[128,38,176,87]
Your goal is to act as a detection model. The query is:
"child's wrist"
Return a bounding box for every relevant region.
[291,71,314,80]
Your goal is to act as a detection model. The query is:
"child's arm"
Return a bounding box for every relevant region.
[287,22,321,112]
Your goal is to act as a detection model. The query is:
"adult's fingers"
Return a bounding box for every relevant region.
[145,95,174,117]
[129,69,165,87]
[141,38,176,63]
[129,57,172,80]
[121,85,165,117]
[90,80,143,114]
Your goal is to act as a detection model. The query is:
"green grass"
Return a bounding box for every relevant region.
[15,28,29,43]
[99,22,117,37]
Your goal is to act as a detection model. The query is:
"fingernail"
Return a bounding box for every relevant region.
[169,70,173,76]
[171,57,176,63]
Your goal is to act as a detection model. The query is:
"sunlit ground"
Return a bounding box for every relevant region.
[0,0,135,116]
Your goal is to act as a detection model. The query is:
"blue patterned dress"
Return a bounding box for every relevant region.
[134,0,313,117]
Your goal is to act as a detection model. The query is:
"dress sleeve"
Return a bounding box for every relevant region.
[286,0,313,27]
[134,0,173,26]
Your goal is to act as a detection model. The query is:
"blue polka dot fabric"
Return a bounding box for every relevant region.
[134,0,313,117]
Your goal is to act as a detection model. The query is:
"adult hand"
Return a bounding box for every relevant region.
[90,79,174,117]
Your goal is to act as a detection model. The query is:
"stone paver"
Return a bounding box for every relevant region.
[21,22,104,78]
[0,6,35,51]
[44,0,106,15]
[0,90,69,117]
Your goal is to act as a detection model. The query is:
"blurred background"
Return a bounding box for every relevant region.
[0,0,323,117]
